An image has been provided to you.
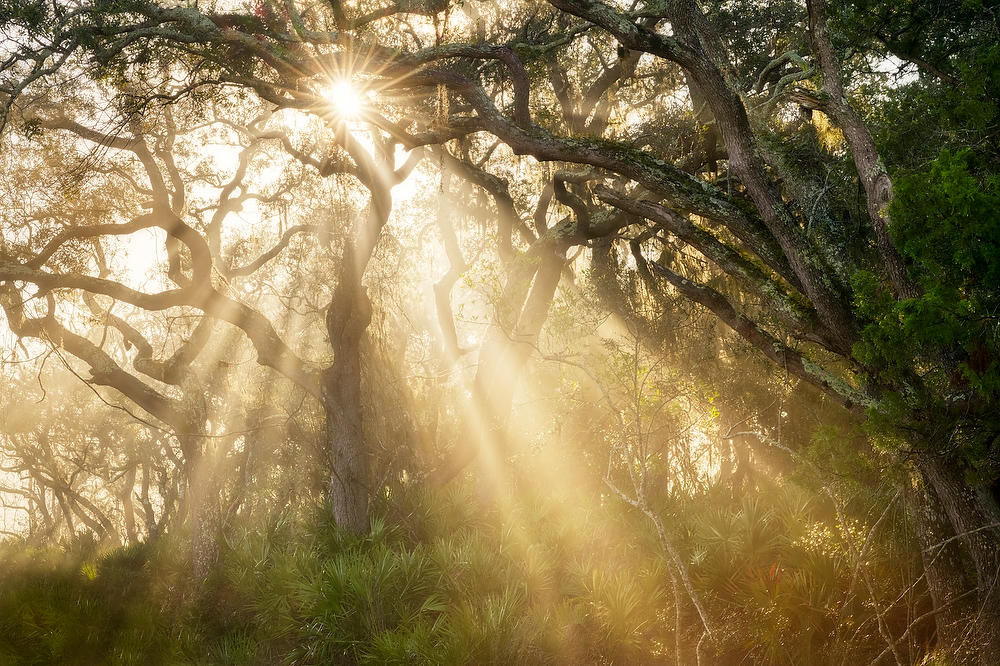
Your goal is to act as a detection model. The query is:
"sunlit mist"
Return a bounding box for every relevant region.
[0,0,994,664]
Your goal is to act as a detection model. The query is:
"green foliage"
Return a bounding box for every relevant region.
[0,538,182,665]
[0,451,931,666]
[853,149,1000,434]
[844,0,1000,426]
[0,488,671,664]
[0,0,48,31]
[686,488,851,664]
[895,151,1000,295]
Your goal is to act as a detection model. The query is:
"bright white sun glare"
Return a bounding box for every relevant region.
[328,81,363,118]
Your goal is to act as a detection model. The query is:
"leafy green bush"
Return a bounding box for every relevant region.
[0,475,923,665]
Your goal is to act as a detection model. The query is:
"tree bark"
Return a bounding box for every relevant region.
[807,0,917,300]
[904,465,975,660]
[668,567,697,666]
[178,433,221,584]
[323,244,374,534]
[475,245,566,460]
[429,239,568,486]
[323,357,371,534]
[915,452,1000,663]
[121,466,138,544]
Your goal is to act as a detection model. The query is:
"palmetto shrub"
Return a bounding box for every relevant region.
[0,476,914,665]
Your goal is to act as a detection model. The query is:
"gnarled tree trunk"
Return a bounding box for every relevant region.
[904,465,975,659]
[323,245,374,534]
[179,432,221,584]
[914,452,1000,663]
[430,241,568,487]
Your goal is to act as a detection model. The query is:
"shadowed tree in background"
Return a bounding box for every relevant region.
[0,85,421,572]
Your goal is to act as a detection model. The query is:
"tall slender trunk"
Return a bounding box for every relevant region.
[121,465,138,544]
[668,567,696,666]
